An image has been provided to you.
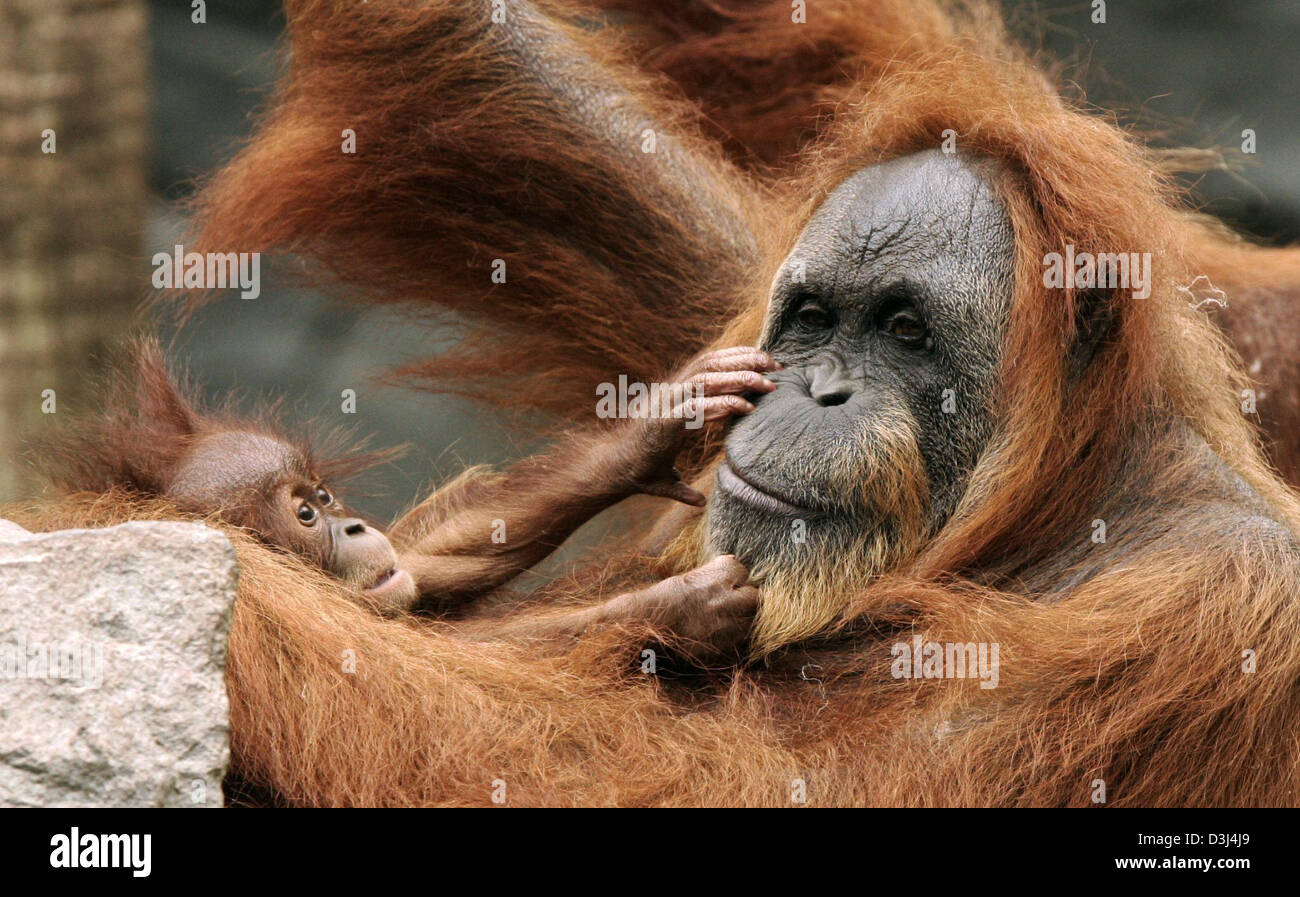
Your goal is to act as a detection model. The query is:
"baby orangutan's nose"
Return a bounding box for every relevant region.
[326,516,416,610]
[333,517,379,546]
[330,518,398,581]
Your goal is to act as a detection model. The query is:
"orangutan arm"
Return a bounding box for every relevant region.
[387,431,639,605]
[388,347,776,606]
[453,555,758,664]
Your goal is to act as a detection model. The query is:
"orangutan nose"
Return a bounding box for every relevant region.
[807,356,858,407]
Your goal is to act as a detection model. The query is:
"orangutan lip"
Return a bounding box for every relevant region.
[365,568,398,591]
[716,460,812,516]
[362,567,414,603]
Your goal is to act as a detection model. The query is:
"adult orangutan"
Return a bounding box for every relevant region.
[11,0,1300,805]
[587,0,1300,487]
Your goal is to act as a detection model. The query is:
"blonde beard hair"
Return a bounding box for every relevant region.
[664,410,930,656]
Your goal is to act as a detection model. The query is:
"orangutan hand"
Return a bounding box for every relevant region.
[608,347,779,506]
[599,555,759,663]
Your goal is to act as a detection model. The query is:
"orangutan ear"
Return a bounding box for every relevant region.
[1069,288,1115,381]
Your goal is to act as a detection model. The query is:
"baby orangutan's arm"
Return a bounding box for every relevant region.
[388,347,777,607]
[454,555,758,665]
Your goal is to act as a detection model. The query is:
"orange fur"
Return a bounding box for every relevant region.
[13,0,1299,805]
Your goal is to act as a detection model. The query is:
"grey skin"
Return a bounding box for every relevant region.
[708,149,1016,567]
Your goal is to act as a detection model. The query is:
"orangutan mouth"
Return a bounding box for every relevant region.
[716,459,812,516]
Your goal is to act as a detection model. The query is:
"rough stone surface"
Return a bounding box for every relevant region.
[0,519,237,807]
[0,520,30,541]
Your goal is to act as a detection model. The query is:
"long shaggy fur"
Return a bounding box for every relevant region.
[184,0,768,419]
[13,0,1300,805]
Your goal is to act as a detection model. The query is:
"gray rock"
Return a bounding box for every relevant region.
[0,520,237,807]
[0,520,31,541]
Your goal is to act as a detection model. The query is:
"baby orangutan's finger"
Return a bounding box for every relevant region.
[692,554,751,589]
[680,394,755,424]
[679,346,781,379]
[688,369,777,397]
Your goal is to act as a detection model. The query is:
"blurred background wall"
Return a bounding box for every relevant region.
[2,0,1298,522]
[1,0,148,499]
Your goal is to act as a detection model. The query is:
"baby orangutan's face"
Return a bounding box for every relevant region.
[166,430,417,608]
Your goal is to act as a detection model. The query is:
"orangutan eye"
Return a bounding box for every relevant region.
[297,502,318,525]
[880,303,930,348]
[886,313,925,340]
[794,304,835,331]
[315,487,333,506]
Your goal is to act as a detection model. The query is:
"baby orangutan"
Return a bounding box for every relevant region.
[45,339,777,663]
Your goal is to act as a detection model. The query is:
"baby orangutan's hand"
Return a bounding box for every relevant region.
[610,346,779,506]
[597,555,759,664]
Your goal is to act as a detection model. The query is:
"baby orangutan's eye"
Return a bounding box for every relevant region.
[297,502,319,525]
[315,487,333,506]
